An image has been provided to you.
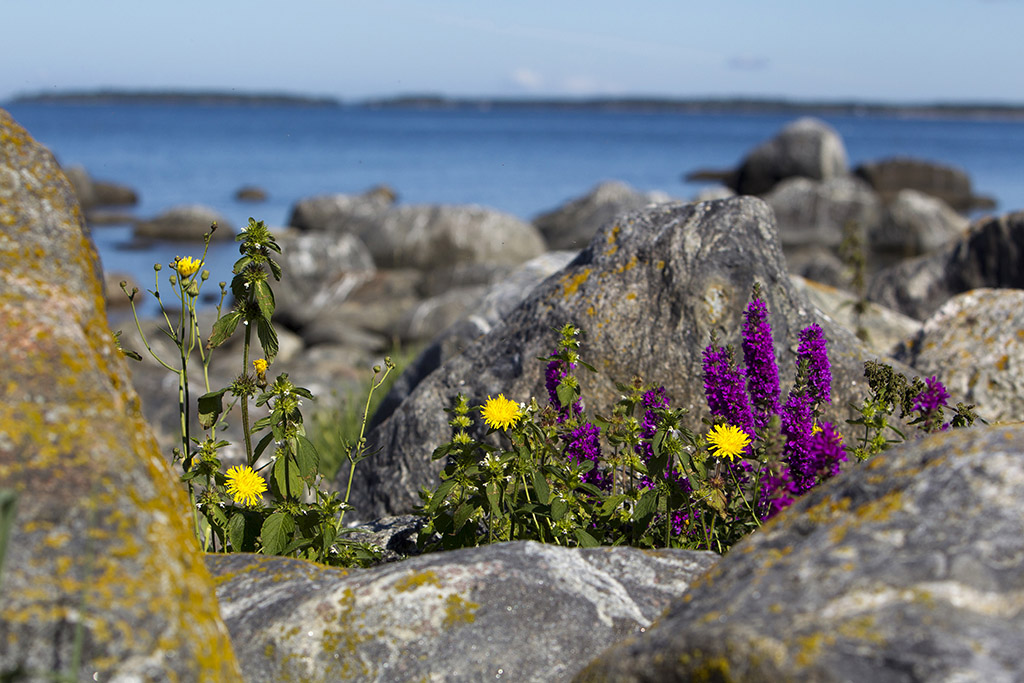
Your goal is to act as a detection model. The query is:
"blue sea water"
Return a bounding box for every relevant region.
[5,101,1024,313]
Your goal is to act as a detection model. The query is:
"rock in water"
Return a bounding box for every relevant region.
[134,204,235,241]
[209,542,718,682]
[576,425,1024,682]
[350,197,896,518]
[728,117,848,196]
[0,109,241,680]
[855,156,993,213]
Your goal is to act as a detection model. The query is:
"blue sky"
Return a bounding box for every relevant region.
[3,0,1022,103]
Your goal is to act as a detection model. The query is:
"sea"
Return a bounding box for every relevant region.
[5,101,1024,317]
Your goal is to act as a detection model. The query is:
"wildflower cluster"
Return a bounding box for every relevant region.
[419,283,980,555]
[120,219,390,567]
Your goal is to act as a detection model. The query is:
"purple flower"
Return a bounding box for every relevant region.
[702,344,756,444]
[806,420,847,482]
[564,421,609,490]
[797,324,831,408]
[742,292,781,432]
[913,376,951,433]
[781,389,816,493]
[759,466,797,520]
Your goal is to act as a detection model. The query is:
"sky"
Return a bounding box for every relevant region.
[2,0,1023,104]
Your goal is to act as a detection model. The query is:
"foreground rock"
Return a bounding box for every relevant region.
[533,181,672,250]
[0,108,240,681]
[209,542,718,683]
[868,210,1024,320]
[727,117,848,196]
[895,288,1024,422]
[577,425,1024,682]
[134,204,235,241]
[350,197,901,518]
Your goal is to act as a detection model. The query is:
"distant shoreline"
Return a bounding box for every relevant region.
[8,90,1024,120]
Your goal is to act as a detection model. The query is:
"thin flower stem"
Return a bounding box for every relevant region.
[240,323,254,466]
[339,363,393,528]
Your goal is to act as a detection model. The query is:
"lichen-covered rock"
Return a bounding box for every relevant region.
[533,180,673,250]
[208,542,718,683]
[895,288,1024,422]
[576,425,1024,682]
[350,197,901,518]
[0,108,241,681]
[868,210,1024,320]
[728,117,848,196]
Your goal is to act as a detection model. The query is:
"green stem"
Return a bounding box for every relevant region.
[339,364,393,527]
[241,322,254,466]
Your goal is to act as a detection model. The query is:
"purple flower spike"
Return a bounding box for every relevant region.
[546,355,581,422]
[702,344,756,442]
[781,389,816,493]
[742,292,781,431]
[565,421,609,490]
[797,324,831,408]
[914,376,951,432]
[806,420,847,482]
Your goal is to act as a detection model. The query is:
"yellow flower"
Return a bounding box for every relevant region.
[480,394,522,431]
[225,465,267,506]
[706,423,751,461]
[176,256,202,278]
[253,358,268,375]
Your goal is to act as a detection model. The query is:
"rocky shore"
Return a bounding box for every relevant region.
[5,107,1024,681]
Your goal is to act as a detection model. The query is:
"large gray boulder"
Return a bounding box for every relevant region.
[370,250,578,432]
[208,542,718,683]
[728,117,848,196]
[869,188,968,265]
[855,155,995,213]
[0,108,241,680]
[576,424,1024,682]
[272,230,376,330]
[895,288,1023,423]
[765,175,882,250]
[868,210,1024,320]
[533,180,673,250]
[349,197,900,518]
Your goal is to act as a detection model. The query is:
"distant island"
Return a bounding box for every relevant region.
[8,90,1024,120]
[10,90,341,107]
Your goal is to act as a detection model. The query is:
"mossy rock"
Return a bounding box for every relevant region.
[0,108,241,681]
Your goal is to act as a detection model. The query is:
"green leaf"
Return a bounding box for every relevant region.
[227,512,246,552]
[575,529,600,547]
[295,435,320,484]
[485,480,501,515]
[268,257,283,281]
[453,502,476,533]
[253,431,276,461]
[532,469,550,505]
[256,317,279,363]
[551,498,568,522]
[635,489,659,523]
[208,311,243,348]
[556,380,577,410]
[425,479,458,515]
[254,279,276,321]
[197,388,229,429]
[261,512,295,556]
[273,455,304,501]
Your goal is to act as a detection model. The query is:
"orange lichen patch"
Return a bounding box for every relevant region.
[626,292,637,301]
[655,260,665,269]
[614,255,639,274]
[997,355,1009,371]
[559,268,591,299]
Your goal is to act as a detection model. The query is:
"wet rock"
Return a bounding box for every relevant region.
[134,204,235,241]
[855,156,995,213]
[287,187,395,233]
[351,197,900,518]
[64,164,139,208]
[727,117,848,196]
[209,542,718,683]
[234,185,267,202]
[895,288,1023,422]
[576,425,1024,682]
[534,181,673,250]
[868,210,1024,320]
[0,108,240,681]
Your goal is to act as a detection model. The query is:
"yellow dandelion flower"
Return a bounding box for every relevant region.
[253,358,268,375]
[176,256,202,278]
[706,423,751,461]
[480,394,522,431]
[225,465,267,506]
